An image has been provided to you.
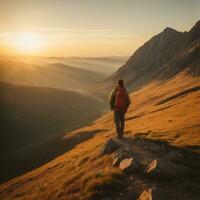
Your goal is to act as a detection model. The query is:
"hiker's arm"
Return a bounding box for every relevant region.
[108,88,116,109]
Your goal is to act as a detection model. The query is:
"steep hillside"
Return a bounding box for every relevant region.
[0,59,104,92]
[0,82,104,183]
[90,21,200,99]
[1,73,199,200]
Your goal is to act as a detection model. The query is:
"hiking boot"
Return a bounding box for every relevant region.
[117,134,123,139]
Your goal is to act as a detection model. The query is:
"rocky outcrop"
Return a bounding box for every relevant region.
[101,139,121,155]
[101,137,194,180]
[144,156,186,179]
[113,148,132,167]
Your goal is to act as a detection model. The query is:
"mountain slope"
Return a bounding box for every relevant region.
[0,60,104,92]
[90,20,200,99]
[0,72,199,200]
[0,82,104,183]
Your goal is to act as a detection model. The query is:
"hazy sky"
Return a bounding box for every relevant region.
[0,0,199,57]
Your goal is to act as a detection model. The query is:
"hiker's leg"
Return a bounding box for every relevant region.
[117,111,123,138]
[114,111,121,138]
[120,111,125,137]
[116,122,121,138]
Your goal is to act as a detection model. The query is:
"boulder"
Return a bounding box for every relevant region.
[101,139,121,155]
[145,159,158,174]
[119,157,139,174]
[113,149,130,167]
[137,189,153,200]
[144,158,184,179]
[113,157,121,167]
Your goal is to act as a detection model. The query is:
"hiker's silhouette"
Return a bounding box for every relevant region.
[108,79,131,139]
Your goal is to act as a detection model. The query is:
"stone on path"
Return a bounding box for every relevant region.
[137,189,153,200]
[101,139,121,155]
[119,157,139,174]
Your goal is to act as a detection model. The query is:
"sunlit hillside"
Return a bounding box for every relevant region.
[0,72,199,200]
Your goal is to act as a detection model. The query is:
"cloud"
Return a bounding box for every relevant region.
[0,28,140,38]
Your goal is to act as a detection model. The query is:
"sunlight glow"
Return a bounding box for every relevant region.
[16,32,42,53]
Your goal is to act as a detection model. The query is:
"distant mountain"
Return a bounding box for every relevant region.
[90,21,200,99]
[47,56,128,75]
[0,60,104,92]
[1,56,128,75]
[0,82,104,182]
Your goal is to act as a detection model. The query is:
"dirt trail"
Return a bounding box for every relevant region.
[108,136,200,200]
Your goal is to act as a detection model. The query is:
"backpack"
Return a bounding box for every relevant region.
[115,86,128,111]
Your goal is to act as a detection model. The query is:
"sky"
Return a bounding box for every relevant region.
[0,0,199,57]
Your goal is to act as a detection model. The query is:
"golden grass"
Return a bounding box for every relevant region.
[0,73,199,199]
[83,168,125,200]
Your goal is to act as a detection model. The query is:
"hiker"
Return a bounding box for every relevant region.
[108,79,131,139]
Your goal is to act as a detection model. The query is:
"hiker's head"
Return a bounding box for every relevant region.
[118,79,124,87]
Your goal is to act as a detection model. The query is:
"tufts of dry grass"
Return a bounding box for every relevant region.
[83,168,126,200]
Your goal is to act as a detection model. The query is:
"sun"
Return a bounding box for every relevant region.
[16,32,42,53]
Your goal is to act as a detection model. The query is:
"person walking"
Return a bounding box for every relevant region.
[108,79,131,139]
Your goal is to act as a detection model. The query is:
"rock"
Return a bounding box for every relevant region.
[112,149,130,167]
[137,189,153,200]
[101,139,121,155]
[113,157,120,167]
[126,186,132,192]
[145,159,158,174]
[119,158,139,174]
[129,175,134,180]
[144,158,184,179]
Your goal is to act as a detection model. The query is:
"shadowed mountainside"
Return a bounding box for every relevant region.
[89,21,200,99]
[0,82,105,183]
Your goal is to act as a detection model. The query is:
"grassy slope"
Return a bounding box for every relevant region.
[0,82,105,183]
[0,73,199,199]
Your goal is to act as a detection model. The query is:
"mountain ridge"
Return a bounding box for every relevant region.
[89,20,200,99]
